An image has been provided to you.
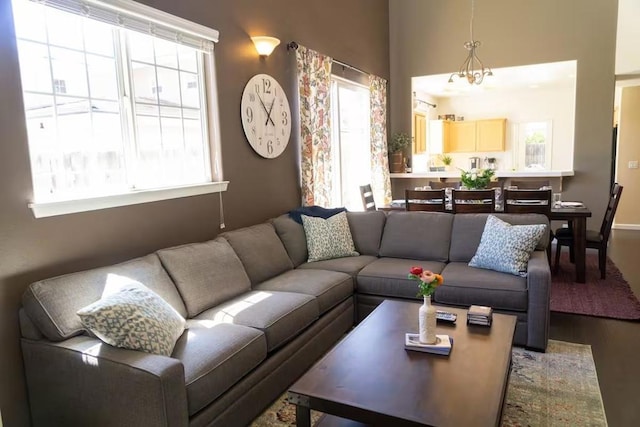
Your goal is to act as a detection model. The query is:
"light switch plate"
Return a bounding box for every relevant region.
[629,160,639,169]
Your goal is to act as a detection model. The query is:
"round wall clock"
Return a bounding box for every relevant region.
[240,73,292,158]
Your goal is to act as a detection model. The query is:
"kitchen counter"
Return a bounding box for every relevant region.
[390,170,574,178]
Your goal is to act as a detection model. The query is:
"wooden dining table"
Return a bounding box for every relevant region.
[379,203,592,283]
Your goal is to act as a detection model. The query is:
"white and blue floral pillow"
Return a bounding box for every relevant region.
[301,211,359,262]
[469,215,546,277]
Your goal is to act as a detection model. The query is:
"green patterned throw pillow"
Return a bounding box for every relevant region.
[469,215,546,277]
[77,283,186,356]
[301,212,359,262]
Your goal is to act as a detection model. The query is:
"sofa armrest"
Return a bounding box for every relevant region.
[22,336,188,427]
[526,250,551,351]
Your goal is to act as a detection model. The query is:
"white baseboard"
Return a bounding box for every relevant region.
[612,223,640,230]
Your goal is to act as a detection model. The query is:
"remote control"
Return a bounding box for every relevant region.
[436,310,457,323]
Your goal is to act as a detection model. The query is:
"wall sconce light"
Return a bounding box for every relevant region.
[251,36,281,57]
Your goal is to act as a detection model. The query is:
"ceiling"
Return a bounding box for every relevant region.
[412,60,577,98]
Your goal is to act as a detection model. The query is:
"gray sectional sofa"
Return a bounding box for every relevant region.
[20,210,550,427]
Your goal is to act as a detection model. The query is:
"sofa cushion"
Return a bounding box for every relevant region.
[158,238,251,317]
[301,212,359,262]
[222,223,294,285]
[297,255,378,277]
[22,254,187,342]
[194,291,318,352]
[449,213,550,263]
[346,211,387,256]
[272,214,308,267]
[469,215,546,277]
[437,262,528,311]
[173,322,267,416]
[77,284,185,356]
[378,212,453,262]
[254,269,353,314]
[357,258,447,299]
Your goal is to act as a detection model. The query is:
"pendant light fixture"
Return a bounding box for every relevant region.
[448,0,493,85]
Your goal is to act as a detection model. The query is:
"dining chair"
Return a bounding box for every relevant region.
[554,183,623,279]
[405,189,446,212]
[360,184,376,211]
[504,189,553,262]
[428,181,461,189]
[503,189,552,215]
[509,180,550,190]
[451,189,495,213]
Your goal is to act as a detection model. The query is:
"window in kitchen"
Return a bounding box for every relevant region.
[517,120,553,170]
[329,75,371,211]
[11,0,224,217]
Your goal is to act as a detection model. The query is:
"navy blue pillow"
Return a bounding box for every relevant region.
[288,206,347,224]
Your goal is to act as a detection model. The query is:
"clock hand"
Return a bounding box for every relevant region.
[265,99,276,126]
[256,92,276,126]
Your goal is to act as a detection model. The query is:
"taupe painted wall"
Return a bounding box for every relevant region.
[0,0,389,424]
[615,86,640,225]
[389,0,618,228]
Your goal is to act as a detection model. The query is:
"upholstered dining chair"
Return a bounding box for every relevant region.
[360,184,376,211]
[509,180,550,190]
[554,183,623,279]
[428,181,461,189]
[451,189,495,213]
[405,189,446,212]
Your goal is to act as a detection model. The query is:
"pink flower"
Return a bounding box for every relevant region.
[420,270,436,284]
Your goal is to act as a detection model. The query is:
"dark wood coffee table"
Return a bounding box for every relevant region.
[288,300,516,426]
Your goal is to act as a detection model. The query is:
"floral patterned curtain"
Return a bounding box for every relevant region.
[369,75,392,206]
[295,46,333,207]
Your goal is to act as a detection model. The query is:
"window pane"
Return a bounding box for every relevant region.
[50,47,88,97]
[131,61,158,104]
[156,67,181,105]
[180,72,200,108]
[178,46,197,72]
[17,41,52,93]
[46,7,83,50]
[83,22,115,56]
[128,32,155,64]
[12,0,47,42]
[87,54,118,100]
[154,38,178,68]
[136,113,161,149]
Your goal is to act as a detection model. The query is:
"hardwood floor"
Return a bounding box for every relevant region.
[549,229,640,427]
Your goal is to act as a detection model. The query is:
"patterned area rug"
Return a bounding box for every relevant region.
[552,252,640,319]
[251,340,607,427]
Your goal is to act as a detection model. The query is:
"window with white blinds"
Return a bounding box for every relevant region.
[11,0,225,217]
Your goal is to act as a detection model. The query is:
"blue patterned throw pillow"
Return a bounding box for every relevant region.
[301,211,359,262]
[77,283,186,356]
[469,215,546,277]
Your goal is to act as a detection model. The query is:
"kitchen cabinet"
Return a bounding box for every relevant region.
[476,118,506,151]
[413,112,427,153]
[445,118,506,153]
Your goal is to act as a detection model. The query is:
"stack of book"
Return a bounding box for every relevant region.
[404,333,453,355]
[467,305,493,326]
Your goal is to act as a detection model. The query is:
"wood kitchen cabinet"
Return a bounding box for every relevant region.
[445,118,506,152]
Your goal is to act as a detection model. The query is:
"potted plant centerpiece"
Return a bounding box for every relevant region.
[388,132,411,173]
[460,167,495,189]
[439,154,453,171]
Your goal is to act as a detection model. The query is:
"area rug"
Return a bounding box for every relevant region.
[551,252,640,319]
[251,340,607,426]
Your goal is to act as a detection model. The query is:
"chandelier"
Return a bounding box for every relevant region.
[448,0,493,85]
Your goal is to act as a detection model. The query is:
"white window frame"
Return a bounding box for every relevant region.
[12,0,227,218]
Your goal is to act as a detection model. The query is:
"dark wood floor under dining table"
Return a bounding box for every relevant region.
[379,203,592,283]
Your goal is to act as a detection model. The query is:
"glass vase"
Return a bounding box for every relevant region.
[419,295,437,344]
